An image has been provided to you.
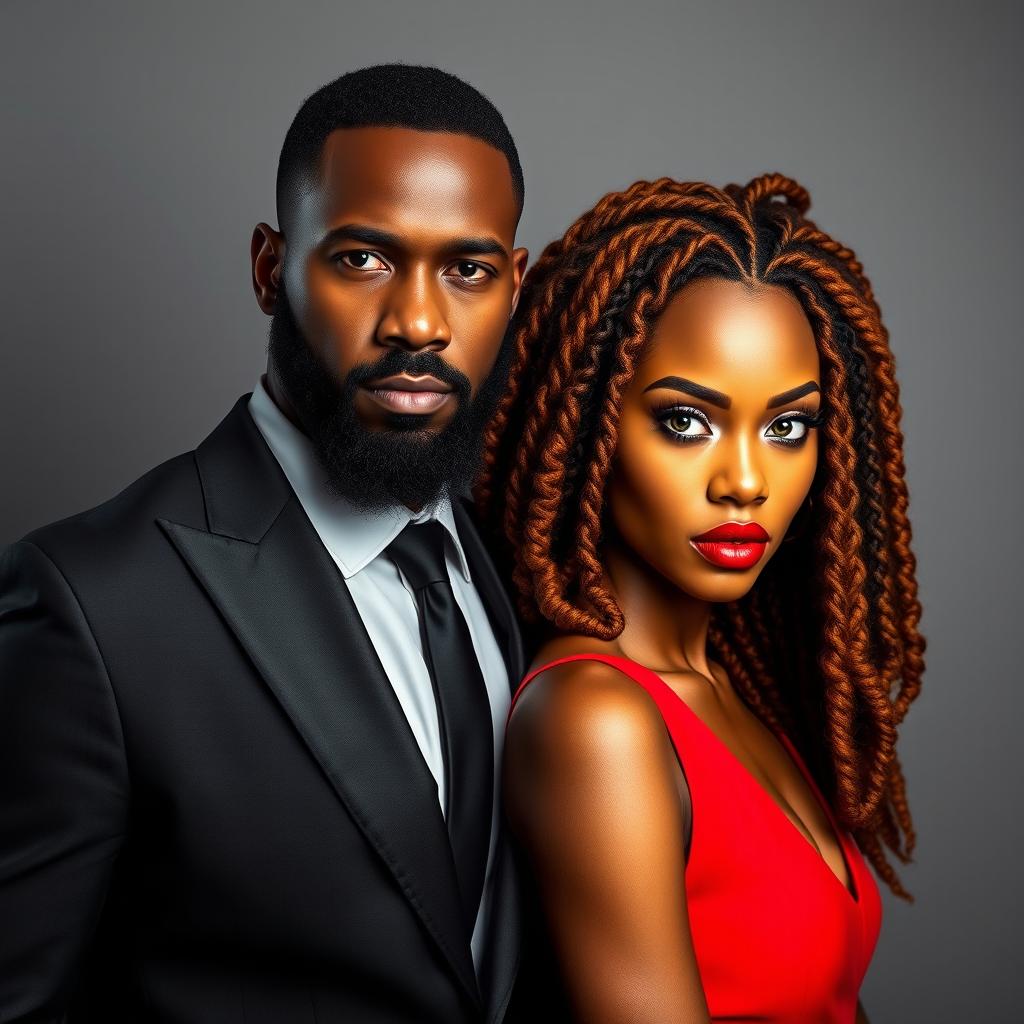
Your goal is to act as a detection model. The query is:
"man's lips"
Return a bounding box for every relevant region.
[365,374,453,393]
[362,373,454,414]
[690,521,771,570]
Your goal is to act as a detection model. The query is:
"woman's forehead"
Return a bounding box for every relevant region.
[641,278,821,391]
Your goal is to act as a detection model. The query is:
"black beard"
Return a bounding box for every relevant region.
[266,287,512,512]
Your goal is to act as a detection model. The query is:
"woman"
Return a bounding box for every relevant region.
[476,174,924,1022]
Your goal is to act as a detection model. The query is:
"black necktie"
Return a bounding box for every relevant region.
[385,520,494,938]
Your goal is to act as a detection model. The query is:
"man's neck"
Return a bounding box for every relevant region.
[262,364,306,436]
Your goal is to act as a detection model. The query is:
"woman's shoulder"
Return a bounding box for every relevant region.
[504,636,691,856]
[508,636,670,771]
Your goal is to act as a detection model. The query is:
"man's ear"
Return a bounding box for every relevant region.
[251,223,286,315]
[509,246,529,318]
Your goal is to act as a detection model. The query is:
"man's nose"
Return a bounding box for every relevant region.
[706,431,769,507]
[376,266,452,351]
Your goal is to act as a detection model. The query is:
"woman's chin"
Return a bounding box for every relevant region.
[677,565,768,605]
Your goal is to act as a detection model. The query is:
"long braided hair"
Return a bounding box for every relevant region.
[475,173,924,898]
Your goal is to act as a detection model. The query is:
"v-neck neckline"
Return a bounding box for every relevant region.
[624,656,861,907]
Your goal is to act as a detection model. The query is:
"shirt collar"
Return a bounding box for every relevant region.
[247,375,473,583]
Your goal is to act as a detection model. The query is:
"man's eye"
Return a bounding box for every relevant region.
[338,251,387,271]
[450,261,490,283]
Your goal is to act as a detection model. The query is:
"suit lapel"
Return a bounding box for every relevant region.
[452,498,525,694]
[158,396,480,1006]
[452,499,526,1022]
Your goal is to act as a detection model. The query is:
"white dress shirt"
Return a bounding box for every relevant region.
[247,375,509,972]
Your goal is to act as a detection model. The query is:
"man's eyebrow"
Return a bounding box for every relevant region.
[319,224,403,250]
[642,376,731,409]
[440,236,509,259]
[766,381,820,409]
[319,223,508,259]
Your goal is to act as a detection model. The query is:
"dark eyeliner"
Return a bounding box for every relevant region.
[766,409,826,447]
[651,403,713,445]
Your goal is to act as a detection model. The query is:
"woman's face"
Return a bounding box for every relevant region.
[606,277,822,605]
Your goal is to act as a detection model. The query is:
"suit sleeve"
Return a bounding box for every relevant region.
[0,540,129,1022]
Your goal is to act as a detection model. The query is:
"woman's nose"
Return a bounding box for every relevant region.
[706,432,768,507]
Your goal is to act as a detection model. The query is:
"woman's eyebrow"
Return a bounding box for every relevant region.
[766,381,820,409]
[642,376,730,409]
[642,376,821,411]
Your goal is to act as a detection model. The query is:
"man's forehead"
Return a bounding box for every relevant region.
[299,125,519,241]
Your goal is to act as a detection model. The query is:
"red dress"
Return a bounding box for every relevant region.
[510,653,882,1024]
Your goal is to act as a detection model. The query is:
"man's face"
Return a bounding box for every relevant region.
[254,125,527,510]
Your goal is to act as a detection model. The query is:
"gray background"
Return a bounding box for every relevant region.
[1,0,1020,1018]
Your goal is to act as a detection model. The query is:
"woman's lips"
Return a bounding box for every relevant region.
[362,374,453,414]
[690,521,771,570]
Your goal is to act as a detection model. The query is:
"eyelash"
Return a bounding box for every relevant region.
[652,404,826,447]
[448,260,494,285]
[334,250,387,272]
[333,251,494,285]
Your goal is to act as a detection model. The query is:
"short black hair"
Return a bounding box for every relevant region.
[276,63,524,233]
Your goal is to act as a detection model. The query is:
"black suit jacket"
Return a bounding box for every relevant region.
[0,395,525,1023]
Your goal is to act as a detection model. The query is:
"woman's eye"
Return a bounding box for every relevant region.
[338,251,387,271]
[449,260,490,283]
[657,408,712,440]
[766,417,809,443]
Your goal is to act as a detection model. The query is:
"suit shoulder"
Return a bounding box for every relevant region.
[18,448,203,569]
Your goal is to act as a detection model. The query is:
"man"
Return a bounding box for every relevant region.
[0,64,529,1023]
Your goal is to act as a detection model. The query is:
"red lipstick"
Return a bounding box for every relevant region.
[690,521,771,570]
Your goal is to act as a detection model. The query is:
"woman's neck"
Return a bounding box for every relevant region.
[601,540,715,678]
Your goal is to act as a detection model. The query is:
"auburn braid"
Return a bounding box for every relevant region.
[475,173,925,897]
